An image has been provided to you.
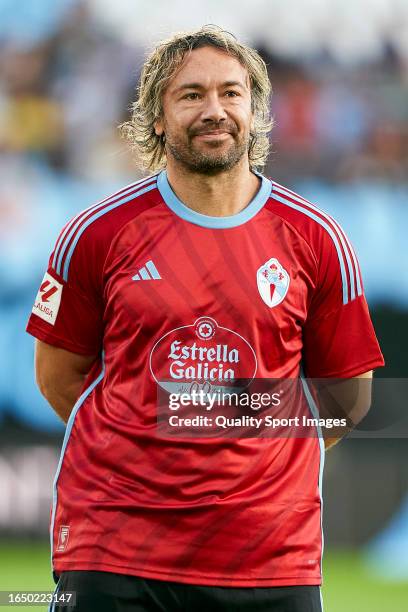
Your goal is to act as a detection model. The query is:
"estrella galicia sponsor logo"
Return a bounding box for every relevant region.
[32,271,63,325]
[149,316,257,394]
[257,258,290,308]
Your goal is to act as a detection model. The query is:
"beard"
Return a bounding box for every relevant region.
[164,121,250,175]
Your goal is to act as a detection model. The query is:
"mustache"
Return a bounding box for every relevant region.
[189,122,238,137]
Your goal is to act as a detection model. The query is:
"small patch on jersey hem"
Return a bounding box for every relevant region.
[56,525,70,552]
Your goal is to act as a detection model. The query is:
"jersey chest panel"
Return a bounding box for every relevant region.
[103,210,315,378]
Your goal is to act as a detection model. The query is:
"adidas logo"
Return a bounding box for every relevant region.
[132,260,161,281]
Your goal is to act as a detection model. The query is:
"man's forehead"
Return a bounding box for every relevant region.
[167,46,250,91]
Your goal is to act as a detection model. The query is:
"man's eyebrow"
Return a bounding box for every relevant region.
[222,81,247,89]
[174,80,247,93]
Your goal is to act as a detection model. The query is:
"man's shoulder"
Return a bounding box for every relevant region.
[266,179,348,255]
[80,173,160,233]
[266,178,362,303]
[51,174,160,282]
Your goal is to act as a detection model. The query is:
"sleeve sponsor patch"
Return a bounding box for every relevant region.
[32,272,63,325]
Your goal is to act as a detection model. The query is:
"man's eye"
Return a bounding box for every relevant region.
[184,93,200,100]
[226,91,239,97]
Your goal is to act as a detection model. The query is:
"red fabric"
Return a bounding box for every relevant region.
[26,176,384,586]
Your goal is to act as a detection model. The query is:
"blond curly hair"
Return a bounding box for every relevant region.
[119,25,273,172]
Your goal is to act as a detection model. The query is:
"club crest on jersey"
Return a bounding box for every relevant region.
[257,258,290,308]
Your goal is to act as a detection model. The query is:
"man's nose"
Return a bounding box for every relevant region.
[201,93,227,123]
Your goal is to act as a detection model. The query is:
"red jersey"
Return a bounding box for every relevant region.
[27,171,384,586]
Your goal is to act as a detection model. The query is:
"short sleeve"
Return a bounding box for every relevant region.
[26,219,104,356]
[302,224,384,378]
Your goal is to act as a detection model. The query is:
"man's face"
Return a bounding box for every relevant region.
[155,46,254,174]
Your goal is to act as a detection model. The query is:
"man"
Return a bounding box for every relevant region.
[27,26,384,611]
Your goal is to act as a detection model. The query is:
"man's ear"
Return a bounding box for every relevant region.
[154,117,164,137]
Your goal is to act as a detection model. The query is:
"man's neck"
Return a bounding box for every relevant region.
[165,157,261,217]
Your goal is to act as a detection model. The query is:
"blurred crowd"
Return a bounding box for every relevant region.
[0,3,141,182]
[1,2,408,185]
[267,48,408,184]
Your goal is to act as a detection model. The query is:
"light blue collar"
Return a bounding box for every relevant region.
[157,169,272,229]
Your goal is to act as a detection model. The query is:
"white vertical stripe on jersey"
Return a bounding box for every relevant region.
[50,354,105,569]
[301,376,325,594]
[49,361,105,567]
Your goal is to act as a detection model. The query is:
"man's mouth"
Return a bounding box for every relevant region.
[193,130,232,141]
[196,131,229,137]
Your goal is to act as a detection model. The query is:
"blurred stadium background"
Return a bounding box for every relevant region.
[0,0,407,610]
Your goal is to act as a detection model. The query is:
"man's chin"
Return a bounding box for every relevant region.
[167,140,247,174]
[187,155,240,175]
[189,144,245,172]
[192,139,233,156]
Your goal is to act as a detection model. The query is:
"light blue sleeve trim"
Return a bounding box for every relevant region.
[52,175,156,272]
[157,169,272,229]
[272,192,349,304]
[301,376,325,586]
[60,183,156,281]
[49,358,106,569]
[273,185,358,301]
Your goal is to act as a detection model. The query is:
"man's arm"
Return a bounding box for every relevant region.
[322,370,373,450]
[35,339,97,424]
